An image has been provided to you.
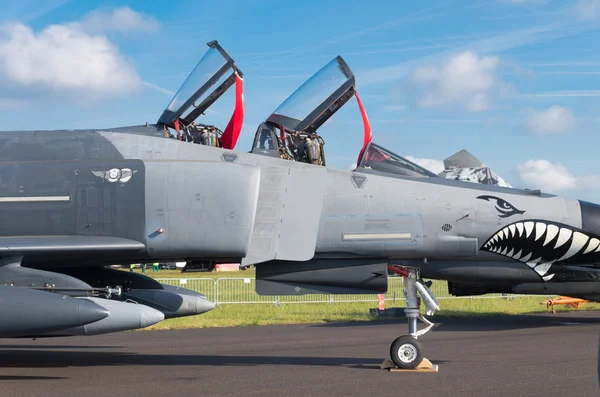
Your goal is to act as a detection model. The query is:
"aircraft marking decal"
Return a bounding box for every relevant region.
[221,153,238,162]
[350,174,367,189]
[481,220,600,281]
[476,195,525,218]
[91,168,138,183]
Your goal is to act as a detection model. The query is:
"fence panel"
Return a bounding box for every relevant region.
[155,278,216,302]
[216,277,279,304]
[154,276,528,305]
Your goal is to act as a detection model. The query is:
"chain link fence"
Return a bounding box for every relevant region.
[156,276,514,306]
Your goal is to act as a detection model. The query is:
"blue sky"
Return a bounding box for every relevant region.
[1,0,600,202]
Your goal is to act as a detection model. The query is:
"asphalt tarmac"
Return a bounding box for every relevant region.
[1,311,599,397]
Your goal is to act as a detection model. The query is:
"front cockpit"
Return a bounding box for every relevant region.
[250,56,358,166]
[157,40,244,150]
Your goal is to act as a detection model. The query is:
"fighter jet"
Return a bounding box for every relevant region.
[160,52,600,370]
[3,41,600,372]
[0,40,246,338]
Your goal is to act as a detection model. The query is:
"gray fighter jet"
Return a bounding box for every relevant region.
[2,41,600,371]
[0,40,247,338]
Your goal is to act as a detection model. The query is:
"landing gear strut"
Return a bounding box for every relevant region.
[384,266,440,371]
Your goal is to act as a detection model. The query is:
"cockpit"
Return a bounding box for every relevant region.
[157,40,244,150]
[157,42,438,181]
[250,56,357,166]
[249,55,438,180]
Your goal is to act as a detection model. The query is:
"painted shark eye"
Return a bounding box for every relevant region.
[476,195,525,218]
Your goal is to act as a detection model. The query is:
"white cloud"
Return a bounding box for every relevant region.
[578,174,600,189]
[0,7,160,100]
[71,6,161,35]
[407,51,512,112]
[404,156,445,174]
[517,160,576,191]
[348,163,357,170]
[517,159,600,193]
[524,106,577,135]
[575,0,600,20]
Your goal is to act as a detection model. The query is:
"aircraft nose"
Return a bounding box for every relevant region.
[579,200,600,236]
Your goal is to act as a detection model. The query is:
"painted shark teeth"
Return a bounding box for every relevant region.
[512,249,523,260]
[554,228,572,249]
[535,222,546,241]
[583,238,600,254]
[557,231,589,261]
[534,262,553,276]
[543,224,559,246]
[516,223,523,237]
[542,274,555,281]
[524,221,534,238]
[520,252,532,263]
[526,257,542,268]
[483,221,600,275]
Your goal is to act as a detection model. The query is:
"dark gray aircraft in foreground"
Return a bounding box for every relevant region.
[3,40,600,370]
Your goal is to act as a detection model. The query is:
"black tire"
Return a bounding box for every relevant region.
[390,335,423,369]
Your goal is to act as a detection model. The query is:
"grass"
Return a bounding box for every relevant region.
[143,296,600,331]
[119,268,256,279]
[117,268,600,331]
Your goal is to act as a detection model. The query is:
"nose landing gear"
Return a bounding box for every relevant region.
[381,266,440,372]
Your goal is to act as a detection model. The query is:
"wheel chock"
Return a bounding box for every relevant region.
[381,358,439,372]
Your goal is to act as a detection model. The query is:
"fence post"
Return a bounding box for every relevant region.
[214,278,218,306]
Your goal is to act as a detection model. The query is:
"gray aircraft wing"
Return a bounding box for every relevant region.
[438,149,512,188]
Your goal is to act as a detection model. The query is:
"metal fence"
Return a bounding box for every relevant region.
[156,276,516,306]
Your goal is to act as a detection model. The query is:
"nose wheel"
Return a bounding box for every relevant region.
[390,335,423,369]
[382,266,440,372]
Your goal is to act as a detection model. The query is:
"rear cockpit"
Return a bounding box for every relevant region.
[250,56,361,166]
[157,40,244,150]
[249,55,438,180]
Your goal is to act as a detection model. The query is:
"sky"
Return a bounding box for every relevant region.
[1,0,600,202]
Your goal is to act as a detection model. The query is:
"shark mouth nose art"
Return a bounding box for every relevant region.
[481,220,600,279]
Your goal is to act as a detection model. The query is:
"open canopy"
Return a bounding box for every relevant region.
[356,142,437,178]
[157,40,244,150]
[251,55,373,166]
[266,56,355,134]
[157,41,241,128]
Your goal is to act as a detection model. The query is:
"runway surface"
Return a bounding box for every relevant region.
[1,311,599,397]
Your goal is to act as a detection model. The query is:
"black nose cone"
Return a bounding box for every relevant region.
[580,200,600,236]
